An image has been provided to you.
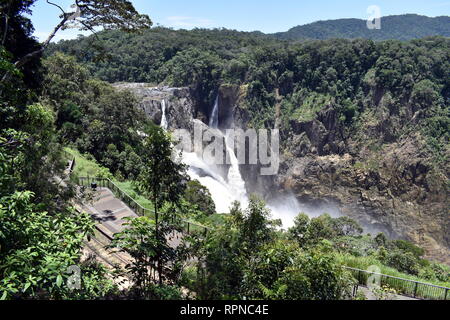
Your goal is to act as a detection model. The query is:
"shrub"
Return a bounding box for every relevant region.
[393,240,425,258]
[274,249,355,300]
[383,250,420,276]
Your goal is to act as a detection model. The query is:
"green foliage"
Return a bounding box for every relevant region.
[239,239,354,300]
[65,147,113,178]
[123,125,190,288]
[374,233,389,248]
[161,47,223,106]
[41,53,147,179]
[138,125,188,219]
[273,14,450,41]
[145,284,183,300]
[1,104,69,208]
[291,92,333,122]
[382,250,421,275]
[51,29,449,152]
[241,240,300,299]
[411,79,441,109]
[72,0,152,33]
[332,216,364,237]
[192,198,355,300]
[394,240,425,259]
[333,235,378,257]
[286,213,446,284]
[419,263,450,283]
[0,191,103,299]
[0,1,42,90]
[110,216,187,298]
[289,213,363,248]
[239,195,277,253]
[272,249,354,300]
[184,180,216,216]
[335,252,450,289]
[68,257,118,300]
[287,213,310,245]
[193,197,277,299]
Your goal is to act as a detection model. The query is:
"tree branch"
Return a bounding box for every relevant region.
[1,1,71,84]
[1,0,13,46]
[79,19,101,42]
[2,15,9,46]
[13,1,87,69]
[46,0,66,16]
[14,15,68,69]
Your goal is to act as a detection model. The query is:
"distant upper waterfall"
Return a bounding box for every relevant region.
[160,99,168,130]
[209,95,219,129]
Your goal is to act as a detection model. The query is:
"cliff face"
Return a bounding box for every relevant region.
[117,82,449,264]
[113,83,196,131]
[220,84,449,264]
[277,105,449,264]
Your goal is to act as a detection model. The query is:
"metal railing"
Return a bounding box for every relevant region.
[76,176,209,237]
[344,266,450,300]
[77,176,151,217]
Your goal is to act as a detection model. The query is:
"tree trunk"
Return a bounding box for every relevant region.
[153,193,163,286]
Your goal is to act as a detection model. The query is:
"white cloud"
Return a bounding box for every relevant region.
[166,16,214,28]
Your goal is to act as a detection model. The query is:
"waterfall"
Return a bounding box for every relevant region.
[208,94,247,203]
[224,131,248,207]
[181,94,248,213]
[180,92,313,224]
[139,87,331,227]
[182,152,241,213]
[161,99,168,130]
[209,95,219,128]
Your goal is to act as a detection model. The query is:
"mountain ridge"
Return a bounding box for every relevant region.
[271,14,450,41]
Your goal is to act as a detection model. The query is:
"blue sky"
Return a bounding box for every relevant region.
[29,0,450,42]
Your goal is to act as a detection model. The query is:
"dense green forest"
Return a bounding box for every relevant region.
[51,27,449,159]
[273,14,450,41]
[1,1,449,300]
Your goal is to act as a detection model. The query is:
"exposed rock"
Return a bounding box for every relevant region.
[217,84,251,129]
[278,105,450,264]
[113,83,196,131]
[216,84,277,195]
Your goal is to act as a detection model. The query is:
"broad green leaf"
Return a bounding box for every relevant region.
[56,275,63,287]
[23,283,31,293]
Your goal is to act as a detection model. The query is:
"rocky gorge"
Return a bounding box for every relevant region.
[115,82,449,265]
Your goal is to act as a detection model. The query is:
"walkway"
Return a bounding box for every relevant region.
[81,187,139,238]
[78,187,183,251]
[356,286,418,300]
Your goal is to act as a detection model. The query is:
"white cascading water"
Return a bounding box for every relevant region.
[180,95,248,213]
[183,153,241,213]
[224,130,248,208]
[160,99,168,130]
[174,93,331,226]
[158,95,239,212]
[209,95,219,128]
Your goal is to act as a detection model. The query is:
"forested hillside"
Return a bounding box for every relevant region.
[272,14,450,41]
[50,28,449,155]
